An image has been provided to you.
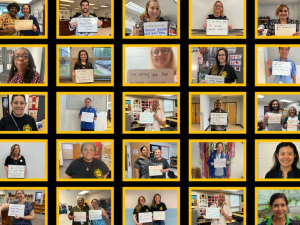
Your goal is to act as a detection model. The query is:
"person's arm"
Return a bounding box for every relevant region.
[97,19,103,28]
[69,18,78,31]
[133,214,141,225]
[78,108,82,119]
[65,161,73,178]
[103,172,109,178]
[25,165,27,175]
[101,208,109,219]
[66,175,72,178]
[203,16,209,29]
[16,209,35,220]
[220,208,232,222]
[4,166,8,177]
[265,60,273,77]
[263,113,268,128]
[154,115,166,127]
[31,118,38,131]
[226,17,232,30]
[225,154,230,166]
[131,26,140,36]
[0,203,9,216]
[33,17,40,35]
[94,109,97,120]
[134,168,140,179]
[68,209,74,220]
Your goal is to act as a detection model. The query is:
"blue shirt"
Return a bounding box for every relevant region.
[19,15,40,36]
[277,169,294,178]
[79,106,97,130]
[269,57,296,83]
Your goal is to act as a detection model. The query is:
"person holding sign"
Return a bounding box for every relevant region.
[201,48,237,84]
[208,99,229,131]
[265,47,296,84]
[69,197,89,225]
[0,3,20,36]
[266,4,300,36]
[150,194,167,225]
[134,146,151,178]
[150,148,170,179]
[90,199,109,225]
[132,0,165,36]
[207,143,230,178]
[263,99,284,131]
[265,142,300,178]
[78,98,97,131]
[19,4,40,36]
[203,1,232,30]
[0,95,38,131]
[133,196,151,225]
[65,142,109,179]
[0,190,35,224]
[69,0,103,36]
[283,107,300,131]
[4,144,27,178]
[72,50,96,81]
[260,193,299,225]
[5,48,42,83]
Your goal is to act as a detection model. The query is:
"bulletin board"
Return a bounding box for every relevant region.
[161,146,169,159]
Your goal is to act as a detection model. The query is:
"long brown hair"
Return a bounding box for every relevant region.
[210,48,228,75]
[151,194,161,208]
[135,196,146,213]
[145,0,161,19]
[10,144,21,158]
[76,50,91,68]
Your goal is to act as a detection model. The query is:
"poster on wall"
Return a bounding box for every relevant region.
[161,146,169,159]
[59,203,67,214]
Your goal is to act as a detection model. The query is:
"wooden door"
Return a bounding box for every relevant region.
[225,103,237,124]
[73,143,81,159]
[191,104,196,123]
[130,142,150,178]
[196,103,200,124]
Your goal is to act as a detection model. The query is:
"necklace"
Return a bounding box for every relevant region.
[83,158,93,171]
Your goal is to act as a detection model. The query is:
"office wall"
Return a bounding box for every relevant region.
[59,190,78,224]
[82,190,111,205]
[94,8,111,17]
[4,190,45,202]
[30,0,44,22]
[150,142,177,165]
[29,47,44,75]
[258,3,299,21]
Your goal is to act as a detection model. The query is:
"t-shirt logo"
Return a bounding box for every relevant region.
[221,71,228,78]
[146,209,149,212]
[94,169,103,178]
[23,124,32,131]
[160,206,163,210]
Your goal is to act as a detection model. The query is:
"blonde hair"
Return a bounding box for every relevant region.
[149,47,177,72]
[145,0,161,19]
[10,144,21,158]
[275,4,289,16]
[213,1,224,17]
[288,106,297,117]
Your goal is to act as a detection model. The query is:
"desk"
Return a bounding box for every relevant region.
[131,122,173,131]
[59,20,76,36]
[198,219,238,224]
[232,213,244,218]
[191,30,244,36]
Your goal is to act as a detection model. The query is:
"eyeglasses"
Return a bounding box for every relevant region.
[279,10,288,12]
[14,55,29,60]
[16,193,23,195]
[83,149,94,152]
[214,5,222,8]
[218,54,226,57]
[12,101,26,105]
[151,48,170,56]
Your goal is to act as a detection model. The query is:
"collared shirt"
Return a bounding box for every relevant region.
[79,106,97,130]
[277,169,294,178]
[0,13,19,36]
[144,109,166,131]
[269,57,296,83]
[210,204,232,225]
[69,13,99,36]
[265,215,291,225]
[266,18,299,36]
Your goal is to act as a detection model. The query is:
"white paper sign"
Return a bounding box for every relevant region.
[210,113,228,125]
[149,165,163,176]
[8,204,25,217]
[206,207,220,219]
[214,158,226,168]
[89,210,102,220]
[75,69,94,83]
[138,212,153,223]
[153,211,165,220]
[127,69,174,84]
[205,75,224,84]
[206,19,228,36]
[15,20,33,30]
[144,21,168,36]
[8,165,25,179]
[140,113,154,124]
[81,112,94,123]
[275,24,296,36]
[77,17,98,33]
[268,113,282,124]
[287,120,298,131]
[272,61,291,76]
[226,47,236,53]
[74,212,87,222]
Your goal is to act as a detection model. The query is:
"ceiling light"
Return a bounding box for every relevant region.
[74,8,79,9]
[125,1,145,14]
[258,95,264,99]
[78,191,89,195]
[174,0,177,2]
[101,5,109,7]
[280,99,293,103]
[93,7,99,9]
[89,3,95,5]
[60,4,70,6]
[60,0,75,3]
[158,95,172,97]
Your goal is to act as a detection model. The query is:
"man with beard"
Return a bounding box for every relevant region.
[68,197,89,225]
[0,2,20,36]
[69,0,103,36]
[209,99,229,131]
[263,99,284,131]
[202,192,232,225]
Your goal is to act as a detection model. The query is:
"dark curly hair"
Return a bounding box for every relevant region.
[7,2,20,12]
[268,99,280,112]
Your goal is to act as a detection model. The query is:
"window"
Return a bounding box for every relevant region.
[164,99,174,117]
[230,195,240,212]
[59,47,71,77]
[93,47,111,79]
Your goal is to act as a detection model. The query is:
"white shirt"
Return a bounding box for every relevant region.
[144,109,166,131]
[210,204,232,225]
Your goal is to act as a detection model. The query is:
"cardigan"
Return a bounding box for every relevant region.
[265,167,300,178]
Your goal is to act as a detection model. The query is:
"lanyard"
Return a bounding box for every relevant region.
[10,114,20,131]
[218,65,226,76]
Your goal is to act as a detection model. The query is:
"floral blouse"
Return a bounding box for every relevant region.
[5,71,42,83]
[0,13,18,36]
[11,201,33,225]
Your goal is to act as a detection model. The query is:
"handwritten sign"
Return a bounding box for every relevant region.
[127,69,174,84]
[206,19,228,36]
[272,61,291,76]
[206,207,220,219]
[226,47,236,53]
[214,158,226,168]
[275,24,296,36]
[77,17,98,33]
[149,165,163,176]
[138,212,153,223]
[267,113,282,124]
[153,211,165,220]
[210,113,227,125]
[287,120,298,131]
[8,204,25,217]
[74,212,86,222]
[144,21,168,36]
[89,210,102,220]
[205,75,224,84]
[81,112,94,123]
[15,20,33,30]
[140,112,154,124]
[8,165,25,179]
[75,69,94,83]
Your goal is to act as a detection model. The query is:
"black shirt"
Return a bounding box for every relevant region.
[150,158,170,178]
[208,14,227,19]
[209,64,238,83]
[150,202,167,221]
[74,62,93,70]
[134,157,151,178]
[69,206,89,225]
[65,157,109,178]
[4,155,26,166]
[133,205,150,223]
[0,114,38,131]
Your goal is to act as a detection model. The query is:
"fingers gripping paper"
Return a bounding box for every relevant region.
[272,61,291,76]
[210,113,227,125]
[206,207,220,219]
[8,204,25,217]
[138,212,153,223]
[144,22,168,36]
[206,19,228,36]
[8,165,25,179]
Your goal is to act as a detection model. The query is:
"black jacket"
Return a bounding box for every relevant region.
[265,167,300,178]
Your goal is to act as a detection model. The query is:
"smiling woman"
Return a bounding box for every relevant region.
[0,2,20,36]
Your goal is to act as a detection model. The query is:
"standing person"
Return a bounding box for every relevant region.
[150,194,167,225]
[0,95,38,131]
[19,4,40,36]
[4,144,27,178]
[90,199,109,225]
[68,197,89,225]
[0,2,20,36]
[69,0,103,36]
[283,106,300,131]
[72,50,96,80]
[207,142,230,178]
[150,148,170,179]
[265,47,296,84]
[202,193,232,225]
[78,98,97,131]
[133,196,150,225]
[263,99,284,131]
[208,99,229,131]
[134,146,151,178]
